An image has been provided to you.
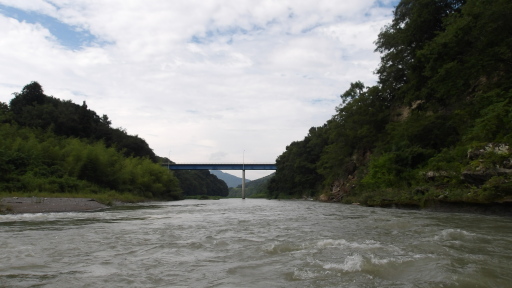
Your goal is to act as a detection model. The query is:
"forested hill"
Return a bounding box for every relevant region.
[268,0,512,206]
[229,173,274,198]
[6,81,156,160]
[210,170,250,188]
[0,82,228,200]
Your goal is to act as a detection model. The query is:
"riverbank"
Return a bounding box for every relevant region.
[423,201,512,216]
[359,200,512,217]
[0,197,109,214]
[3,196,511,216]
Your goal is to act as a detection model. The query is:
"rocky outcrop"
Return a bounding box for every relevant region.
[462,143,512,186]
[322,175,357,202]
[467,143,510,160]
[321,150,371,202]
[424,171,451,182]
[391,100,424,122]
[423,143,512,187]
[462,168,512,186]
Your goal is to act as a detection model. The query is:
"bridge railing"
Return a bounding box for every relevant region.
[162,163,277,170]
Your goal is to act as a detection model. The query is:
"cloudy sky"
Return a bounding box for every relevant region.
[0,0,398,179]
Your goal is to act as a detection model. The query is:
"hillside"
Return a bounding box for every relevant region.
[229,173,274,198]
[0,83,228,201]
[268,0,512,207]
[210,170,251,188]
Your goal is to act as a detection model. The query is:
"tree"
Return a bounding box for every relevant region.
[269,0,512,204]
[418,0,512,108]
[9,82,46,115]
[375,0,466,106]
[0,101,11,123]
[172,170,229,197]
[7,82,157,161]
[268,125,328,198]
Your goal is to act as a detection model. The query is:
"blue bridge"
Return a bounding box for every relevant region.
[163,163,276,199]
[163,163,276,170]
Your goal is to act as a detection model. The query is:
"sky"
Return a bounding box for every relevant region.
[0,0,398,180]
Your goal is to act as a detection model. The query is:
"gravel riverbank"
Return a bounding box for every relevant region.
[0,197,108,214]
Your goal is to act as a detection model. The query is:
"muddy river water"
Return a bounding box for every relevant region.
[1,199,511,287]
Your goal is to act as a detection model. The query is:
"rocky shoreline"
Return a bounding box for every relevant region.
[2,196,511,216]
[0,197,108,214]
[369,201,512,217]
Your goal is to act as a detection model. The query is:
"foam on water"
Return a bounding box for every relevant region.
[434,228,477,241]
[262,242,306,254]
[316,238,385,250]
[322,254,364,272]
[0,211,112,222]
[2,199,512,287]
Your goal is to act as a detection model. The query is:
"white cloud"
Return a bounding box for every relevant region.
[0,0,57,15]
[0,0,397,179]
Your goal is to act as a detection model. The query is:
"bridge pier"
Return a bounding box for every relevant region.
[242,169,245,199]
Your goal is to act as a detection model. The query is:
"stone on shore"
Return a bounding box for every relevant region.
[0,197,108,214]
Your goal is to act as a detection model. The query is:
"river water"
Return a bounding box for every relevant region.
[1,199,511,288]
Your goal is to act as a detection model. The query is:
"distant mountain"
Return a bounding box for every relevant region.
[209,170,251,188]
[228,173,274,198]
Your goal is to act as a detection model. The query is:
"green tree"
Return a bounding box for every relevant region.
[375,0,465,106]
[317,84,389,184]
[0,102,11,123]
[172,169,229,197]
[268,125,328,198]
[7,82,157,161]
[418,0,512,109]
[9,81,46,115]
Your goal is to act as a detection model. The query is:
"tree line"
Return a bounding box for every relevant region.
[268,0,512,206]
[1,82,228,200]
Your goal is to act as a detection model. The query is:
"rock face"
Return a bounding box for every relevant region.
[323,175,357,202]
[423,143,512,187]
[461,169,494,186]
[425,171,451,182]
[462,168,512,186]
[462,143,512,186]
[467,143,510,160]
[322,151,370,202]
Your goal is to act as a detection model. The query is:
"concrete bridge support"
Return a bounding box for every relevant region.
[242,169,246,199]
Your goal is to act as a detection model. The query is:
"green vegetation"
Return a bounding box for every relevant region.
[268,0,512,207]
[210,170,248,188]
[1,82,228,203]
[170,168,229,197]
[0,110,181,201]
[228,173,274,198]
[8,82,156,161]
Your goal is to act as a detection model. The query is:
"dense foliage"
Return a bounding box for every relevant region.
[268,0,512,205]
[229,173,274,198]
[0,123,181,200]
[175,170,228,197]
[8,82,156,161]
[1,82,228,200]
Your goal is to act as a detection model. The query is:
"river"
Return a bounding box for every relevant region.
[1,199,511,287]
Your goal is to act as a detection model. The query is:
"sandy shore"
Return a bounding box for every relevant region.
[0,197,109,214]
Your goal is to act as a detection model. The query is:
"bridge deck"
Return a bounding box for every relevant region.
[163,163,276,170]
